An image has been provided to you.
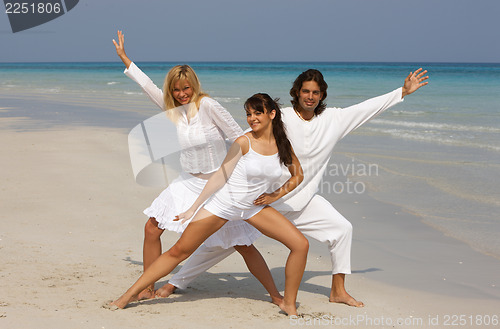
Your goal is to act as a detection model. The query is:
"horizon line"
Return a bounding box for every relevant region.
[1,60,500,65]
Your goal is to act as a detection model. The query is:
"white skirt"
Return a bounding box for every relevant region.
[143,171,261,249]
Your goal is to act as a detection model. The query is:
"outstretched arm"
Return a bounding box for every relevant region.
[401,68,429,98]
[254,148,304,205]
[113,30,165,111]
[175,137,245,222]
[333,67,429,140]
[112,30,132,69]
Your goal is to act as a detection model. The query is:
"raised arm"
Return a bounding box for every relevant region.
[175,137,245,222]
[112,30,165,111]
[254,148,304,206]
[112,30,132,69]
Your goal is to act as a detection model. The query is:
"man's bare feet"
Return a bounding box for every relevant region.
[329,293,364,307]
[155,283,177,298]
[330,274,364,307]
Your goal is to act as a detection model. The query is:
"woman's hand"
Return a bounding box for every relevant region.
[112,30,132,68]
[174,208,195,224]
[254,192,280,205]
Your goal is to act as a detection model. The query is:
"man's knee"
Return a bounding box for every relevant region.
[340,220,353,237]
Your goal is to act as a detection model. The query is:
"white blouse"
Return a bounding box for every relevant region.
[125,62,243,174]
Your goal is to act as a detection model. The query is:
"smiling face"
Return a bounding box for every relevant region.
[172,79,193,105]
[246,106,275,133]
[296,80,323,114]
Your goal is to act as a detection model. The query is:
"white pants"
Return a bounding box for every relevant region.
[169,194,352,289]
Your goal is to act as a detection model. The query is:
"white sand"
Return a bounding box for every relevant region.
[1,125,499,329]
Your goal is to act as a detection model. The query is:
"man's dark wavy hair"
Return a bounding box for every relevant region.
[289,69,328,116]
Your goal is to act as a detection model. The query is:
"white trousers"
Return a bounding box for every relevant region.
[169,194,352,289]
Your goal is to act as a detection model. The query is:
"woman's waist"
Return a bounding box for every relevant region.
[189,171,214,180]
[215,183,270,203]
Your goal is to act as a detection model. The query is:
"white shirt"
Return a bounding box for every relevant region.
[272,88,404,211]
[125,62,243,174]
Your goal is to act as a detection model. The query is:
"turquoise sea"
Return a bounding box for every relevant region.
[1,62,499,260]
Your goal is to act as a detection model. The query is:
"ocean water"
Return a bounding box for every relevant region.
[1,61,499,259]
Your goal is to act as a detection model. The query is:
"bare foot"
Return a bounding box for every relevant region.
[329,293,364,307]
[134,288,155,301]
[110,294,134,309]
[102,301,119,311]
[155,283,176,298]
[271,294,284,307]
[278,299,298,316]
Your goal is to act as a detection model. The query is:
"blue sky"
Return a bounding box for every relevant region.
[1,0,499,63]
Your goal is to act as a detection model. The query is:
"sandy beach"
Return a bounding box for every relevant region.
[1,120,499,329]
[1,62,500,329]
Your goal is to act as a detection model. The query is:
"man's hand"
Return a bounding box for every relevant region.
[402,68,429,98]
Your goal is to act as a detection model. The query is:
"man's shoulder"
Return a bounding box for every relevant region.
[318,106,341,117]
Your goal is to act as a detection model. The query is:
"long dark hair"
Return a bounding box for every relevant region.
[244,93,293,166]
[289,69,328,116]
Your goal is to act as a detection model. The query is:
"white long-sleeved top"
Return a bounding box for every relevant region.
[125,62,243,174]
[272,88,404,212]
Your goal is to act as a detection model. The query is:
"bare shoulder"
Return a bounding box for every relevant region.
[235,134,251,154]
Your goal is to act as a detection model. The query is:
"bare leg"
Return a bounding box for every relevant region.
[234,244,284,305]
[112,209,227,309]
[330,273,364,307]
[246,207,309,316]
[156,246,235,298]
[136,217,164,300]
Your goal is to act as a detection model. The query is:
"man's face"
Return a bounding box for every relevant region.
[297,80,323,112]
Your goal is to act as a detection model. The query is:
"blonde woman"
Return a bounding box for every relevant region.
[113,31,282,305]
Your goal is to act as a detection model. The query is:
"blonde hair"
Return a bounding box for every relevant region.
[162,65,209,122]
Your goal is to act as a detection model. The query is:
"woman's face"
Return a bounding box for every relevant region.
[172,79,193,105]
[246,106,275,132]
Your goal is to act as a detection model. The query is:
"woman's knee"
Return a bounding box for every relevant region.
[166,243,191,262]
[144,217,164,239]
[292,235,309,254]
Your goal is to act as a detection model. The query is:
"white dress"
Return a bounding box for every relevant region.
[204,135,283,220]
[125,63,261,248]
